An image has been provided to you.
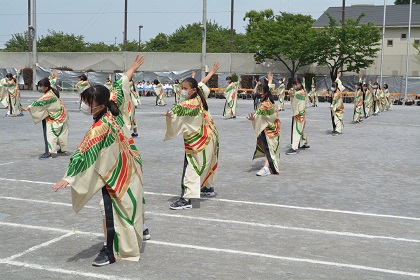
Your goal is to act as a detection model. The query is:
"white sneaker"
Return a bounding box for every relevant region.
[256,167,271,176]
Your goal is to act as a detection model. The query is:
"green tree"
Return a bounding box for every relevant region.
[86,42,119,52]
[2,31,30,52]
[394,0,420,4]
[315,14,381,81]
[244,10,318,79]
[143,21,250,53]
[38,30,86,52]
[414,43,420,55]
[143,33,169,52]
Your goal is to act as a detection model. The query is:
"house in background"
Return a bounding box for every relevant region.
[313,4,420,76]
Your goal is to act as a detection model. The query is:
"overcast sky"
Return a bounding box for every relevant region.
[0,0,389,48]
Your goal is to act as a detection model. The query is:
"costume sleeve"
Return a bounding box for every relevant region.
[62,123,110,212]
[198,82,210,99]
[164,98,202,141]
[335,78,345,92]
[28,94,59,124]
[252,101,278,136]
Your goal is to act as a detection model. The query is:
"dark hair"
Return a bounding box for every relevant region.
[226,76,232,82]
[383,83,388,89]
[6,73,16,83]
[356,82,362,88]
[257,83,274,103]
[80,74,88,81]
[153,79,159,85]
[80,85,119,116]
[174,79,180,84]
[293,79,304,90]
[38,77,60,98]
[332,82,338,91]
[182,77,208,111]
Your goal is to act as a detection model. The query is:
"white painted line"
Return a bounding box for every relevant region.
[147,240,420,277]
[1,197,419,243]
[0,162,14,166]
[1,222,418,278]
[4,232,74,261]
[1,260,132,280]
[148,212,420,243]
[0,221,101,236]
[211,197,420,221]
[1,177,419,221]
[0,196,97,209]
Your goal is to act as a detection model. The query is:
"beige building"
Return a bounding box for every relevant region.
[313,4,420,76]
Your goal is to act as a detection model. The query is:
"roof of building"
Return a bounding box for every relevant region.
[313,4,420,27]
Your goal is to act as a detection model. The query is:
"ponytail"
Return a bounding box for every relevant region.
[183,77,209,111]
[107,100,119,116]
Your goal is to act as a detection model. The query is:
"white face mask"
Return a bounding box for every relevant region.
[80,102,101,116]
[180,90,189,99]
[331,87,336,91]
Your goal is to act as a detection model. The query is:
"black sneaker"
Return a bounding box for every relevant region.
[332,131,341,136]
[299,144,310,149]
[169,197,192,210]
[57,149,66,154]
[143,228,150,240]
[201,186,215,197]
[39,153,52,159]
[92,245,111,267]
[286,148,297,155]
[131,132,138,137]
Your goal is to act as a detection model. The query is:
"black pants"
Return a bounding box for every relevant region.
[180,154,188,197]
[102,187,116,264]
[41,119,49,154]
[259,132,276,174]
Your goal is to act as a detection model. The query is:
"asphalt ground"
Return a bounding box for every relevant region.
[0,91,419,280]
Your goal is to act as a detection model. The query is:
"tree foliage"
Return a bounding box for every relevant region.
[414,43,420,55]
[38,30,86,52]
[394,0,420,4]
[315,13,381,81]
[142,21,249,53]
[244,9,318,79]
[3,31,30,52]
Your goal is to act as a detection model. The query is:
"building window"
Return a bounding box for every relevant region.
[387,39,393,47]
[401,33,407,39]
[415,39,420,45]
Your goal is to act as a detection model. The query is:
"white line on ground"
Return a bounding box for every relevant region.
[147,240,420,277]
[0,196,418,243]
[1,260,132,280]
[3,232,74,261]
[0,162,14,166]
[1,221,419,278]
[1,177,419,221]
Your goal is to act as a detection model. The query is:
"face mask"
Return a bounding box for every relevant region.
[373,86,378,89]
[180,90,189,99]
[38,87,45,93]
[331,87,336,91]
[80,102,101,116]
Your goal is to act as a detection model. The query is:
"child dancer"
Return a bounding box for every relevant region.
[164,77,219,209]
[247,74,280,176]
[53,84,145,266]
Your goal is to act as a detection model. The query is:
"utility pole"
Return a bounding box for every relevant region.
[201,0,207,80]
[28,0,31,52]
[404,0,413,99]
[124,0,128,51]
[32,0,37,91]
[230,0,234,53]
[138,25,143,51]
[380,0,387,86]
